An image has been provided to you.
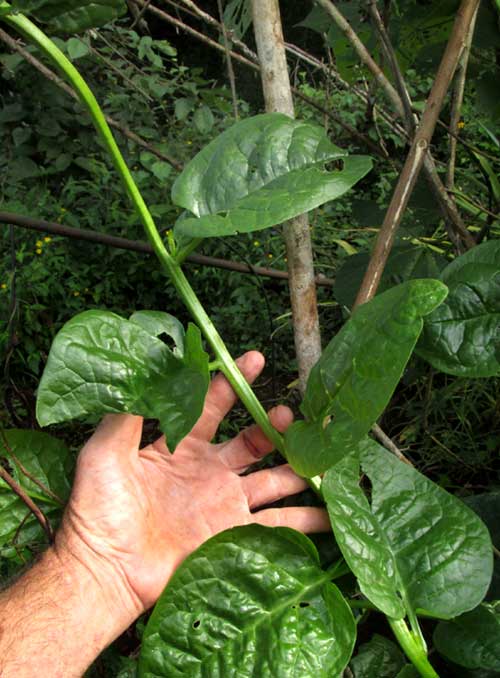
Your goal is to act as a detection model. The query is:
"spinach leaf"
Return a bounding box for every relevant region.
[434,603,500,671]
[417,240,500,377]
[285,280,448,476]
[172,113,372,238]
[322,439,493,620]
[139,525,355,677]
[350,634,406,677]
[36,310,209,451]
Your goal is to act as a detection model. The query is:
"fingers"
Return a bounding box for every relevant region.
[251,507,331,533]
[81,414,143,460]
[189,351,265,442]
[242,464,308,509]
[218,405,293,471]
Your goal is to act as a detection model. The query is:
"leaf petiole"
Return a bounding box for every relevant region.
[389,618,439,678]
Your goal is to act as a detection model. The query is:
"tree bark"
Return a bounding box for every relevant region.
[251,0,322,391]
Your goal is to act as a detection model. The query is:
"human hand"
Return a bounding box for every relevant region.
[56,351,329,625]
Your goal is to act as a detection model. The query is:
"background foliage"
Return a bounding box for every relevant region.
[0,0,499,675]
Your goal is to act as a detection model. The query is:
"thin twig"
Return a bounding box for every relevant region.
[130,0,152,29]
[313,0,405,118]
[0,464,54,543]
[177,0,258,61]
[0,28,182,171]
[0,211,335,287]
[0,430,64,505]
[216,0,239,119]
[353,0,481,308]
[372,423,413,466]
[133,0,259,71]
[446,6,478,191]
[369,0,415,133]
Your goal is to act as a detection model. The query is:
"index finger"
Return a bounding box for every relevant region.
[189,351,265,442]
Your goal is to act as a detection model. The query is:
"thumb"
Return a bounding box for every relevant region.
[81,413,143,461]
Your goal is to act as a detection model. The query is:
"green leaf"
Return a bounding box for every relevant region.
[465,492,500,601]
[172,113,372,238]
[434,603,500,670]
[139,525,356,677]
[417,240,500,377]
[322,439,493,621]
[36,310,209,451]
[129,311,185,356]
[473,152,500,205]
[151,161,172,182]
[193,105,214,135]
[174,97,195,121]
[0,429,72,555]
[285,280,448,477]
[333,245,447,309]
[350,634,406,677]
[12,0,127,33]
[66,37,90,60]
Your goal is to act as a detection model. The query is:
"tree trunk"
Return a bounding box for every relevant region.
[251,0,322,392]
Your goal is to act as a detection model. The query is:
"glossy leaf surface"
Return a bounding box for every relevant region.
[139,525,356,677]
[129,310,185,356]
[350,634,406,677]
[0,429,72,556]
[417,240,500,377]
[172,113,372,238]
[285,280,448,476]
[323,440,493,620]
[434,603,500,670]
[36,310,209,451]
[11,0,126,32]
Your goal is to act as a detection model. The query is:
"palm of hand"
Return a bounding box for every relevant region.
[60,353,328,611]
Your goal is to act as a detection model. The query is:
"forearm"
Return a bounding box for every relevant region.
[0,535,141,677]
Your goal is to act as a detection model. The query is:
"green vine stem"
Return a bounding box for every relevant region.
[0,5,322,495]
[389,618,439,678]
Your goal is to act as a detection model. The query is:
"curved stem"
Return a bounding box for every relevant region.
[389,618,439,678]
[0,5,285,455]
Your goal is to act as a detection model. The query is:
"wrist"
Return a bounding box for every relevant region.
[54,521,144,634]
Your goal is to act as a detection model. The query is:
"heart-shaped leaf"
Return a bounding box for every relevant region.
[139,525,356,677]
[285,280,448,477]
[322,439,493,620]
[11,0,127,33]
[417,240,500,377]
[36,310,209,451]
[172,113,372,238]
[434,603,500,671]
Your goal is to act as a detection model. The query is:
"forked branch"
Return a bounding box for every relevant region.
[353,0,480,308]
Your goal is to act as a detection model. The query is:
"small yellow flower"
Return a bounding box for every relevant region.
[284,257,288,263]
[253,240,260,247]
[36,248,42,255]
[457,121,465,129]
[60,207,67,214]
[1,283,7,290]
[73,291,80,297]
[84,287,89,293]
[186,140,192,145]
[267,253,273,259]
[44,236,52,243]
[36,240,43,248]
